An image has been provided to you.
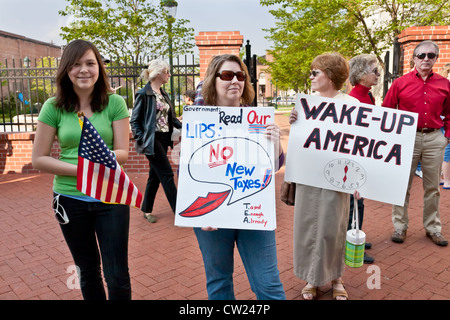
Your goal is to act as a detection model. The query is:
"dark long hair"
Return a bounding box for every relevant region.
[55,40,110,112]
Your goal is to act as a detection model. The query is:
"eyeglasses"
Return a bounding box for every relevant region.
[310,70,320,77]
[216,70,246,81]
[415,52,437,60]
[52,194,69,225]
[370,67,380,76]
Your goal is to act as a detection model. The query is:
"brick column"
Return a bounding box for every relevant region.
[195,31,244,80]
[397,26,450,75]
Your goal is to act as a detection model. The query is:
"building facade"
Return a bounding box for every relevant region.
[0,30,61,66]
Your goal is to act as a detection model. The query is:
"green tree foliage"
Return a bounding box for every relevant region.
[261,0,450,92]
[59,0,195,65]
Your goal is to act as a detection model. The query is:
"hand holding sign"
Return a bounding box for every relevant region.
[285,94,417,206]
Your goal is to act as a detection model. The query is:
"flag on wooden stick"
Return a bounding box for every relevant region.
[76,114,142,208]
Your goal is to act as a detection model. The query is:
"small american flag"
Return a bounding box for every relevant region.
[76,115,142,208]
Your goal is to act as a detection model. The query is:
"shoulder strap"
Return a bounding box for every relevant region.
[368,91,375,104]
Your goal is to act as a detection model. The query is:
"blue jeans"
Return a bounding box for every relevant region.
[442,127,450,162]
[194,228,286,300]
[57,194,131,300]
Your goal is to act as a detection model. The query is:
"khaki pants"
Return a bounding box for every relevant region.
[392,129,448,234]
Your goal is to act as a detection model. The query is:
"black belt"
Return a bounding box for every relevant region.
[417,128,438,133]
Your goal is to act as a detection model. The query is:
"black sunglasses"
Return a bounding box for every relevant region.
[310,70,320,77]
[415,52,437,60]
[216,70,246,81]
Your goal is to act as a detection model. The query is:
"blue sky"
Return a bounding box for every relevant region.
[0,0,279,56]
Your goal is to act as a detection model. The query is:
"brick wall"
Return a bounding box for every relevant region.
[0,132,37,173]
[0,30,61,64]
[195,31,244,79]
[397,26,450,75]
[0,132,179,175]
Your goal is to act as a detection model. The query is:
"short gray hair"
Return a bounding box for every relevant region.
[413,40,440,57]
[349,54,378,86]
[140,59,169,82]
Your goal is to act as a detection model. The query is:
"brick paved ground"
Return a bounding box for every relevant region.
[0,113,449,300]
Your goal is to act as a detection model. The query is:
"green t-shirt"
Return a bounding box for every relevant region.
[38,94,129,196]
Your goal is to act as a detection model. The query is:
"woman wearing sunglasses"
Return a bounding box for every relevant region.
[288,52,360,300]
[193,54,286,300]
[130,59,182,223]
[32,40,132,300]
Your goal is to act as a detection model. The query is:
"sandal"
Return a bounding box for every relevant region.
[332,279,348,300]
[301,284,317,300]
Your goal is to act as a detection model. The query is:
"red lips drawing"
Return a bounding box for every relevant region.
[179,190,231,217]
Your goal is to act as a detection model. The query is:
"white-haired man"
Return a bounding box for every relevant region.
[383,40,450,246]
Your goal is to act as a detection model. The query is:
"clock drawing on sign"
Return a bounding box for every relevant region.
[323,158,367,190]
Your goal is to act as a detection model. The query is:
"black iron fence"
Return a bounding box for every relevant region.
[0,55,199,132]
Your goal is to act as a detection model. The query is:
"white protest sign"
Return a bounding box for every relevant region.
[284,93,418,206]
[175,106,277,230]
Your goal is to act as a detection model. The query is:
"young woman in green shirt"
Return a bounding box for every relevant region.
[32,40,131,300]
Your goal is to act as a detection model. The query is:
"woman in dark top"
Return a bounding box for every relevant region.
[130,59,182,223]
